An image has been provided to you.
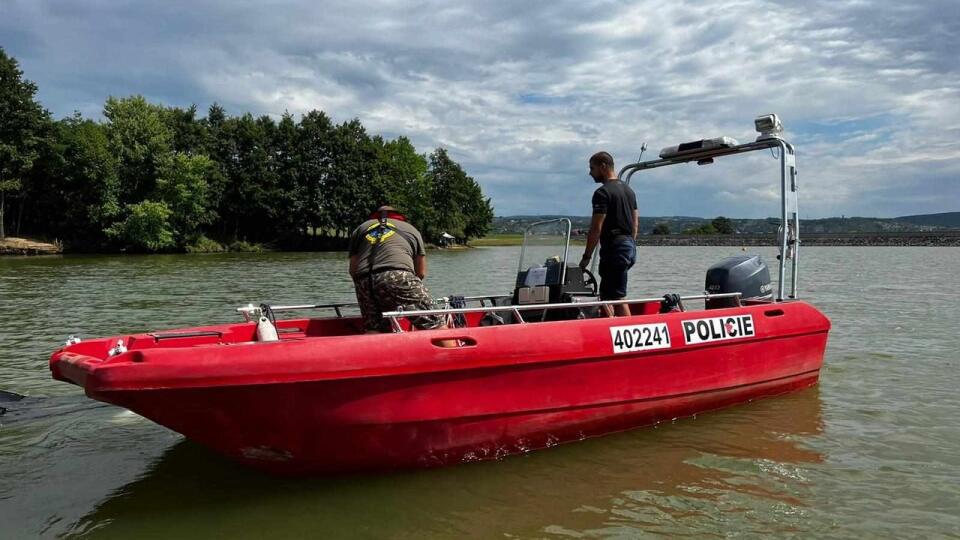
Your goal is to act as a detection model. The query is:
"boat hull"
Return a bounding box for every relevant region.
[51,301,830,474]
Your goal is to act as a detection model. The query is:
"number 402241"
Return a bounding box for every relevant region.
[609,323,671,354]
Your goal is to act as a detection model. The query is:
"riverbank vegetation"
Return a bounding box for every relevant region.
[0,48,493,253]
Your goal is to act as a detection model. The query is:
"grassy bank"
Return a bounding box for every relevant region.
[469,234,523,246]
[470,234,587,247]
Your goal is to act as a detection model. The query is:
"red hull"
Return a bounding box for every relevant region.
[51,301,830,474]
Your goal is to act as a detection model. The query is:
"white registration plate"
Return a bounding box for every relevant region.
[610,323,671,354]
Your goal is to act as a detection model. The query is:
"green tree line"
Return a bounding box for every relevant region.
[0,48,493,252]
[650,217,734,235]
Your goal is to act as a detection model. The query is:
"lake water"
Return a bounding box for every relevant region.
[1,247,958,538]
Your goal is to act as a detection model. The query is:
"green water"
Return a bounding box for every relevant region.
[1,247,958,538]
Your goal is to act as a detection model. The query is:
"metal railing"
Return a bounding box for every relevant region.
[236,291,743,333]
[380,292,742,333]
[237,302,359,321]
[617,137,800,301]
[236,295,514,322]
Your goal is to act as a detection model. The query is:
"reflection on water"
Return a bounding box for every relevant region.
[64,389,823,539]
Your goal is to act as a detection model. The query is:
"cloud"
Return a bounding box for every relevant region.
[2,0,958,217]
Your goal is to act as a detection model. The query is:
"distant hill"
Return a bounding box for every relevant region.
[895,212,960,228]
[492,212,960,235]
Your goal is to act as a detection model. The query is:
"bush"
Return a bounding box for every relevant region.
[185,235,225,253]
[228,240,265,252]
[104,201,175,251]
[683,223,718,235]
[712,216,734,234]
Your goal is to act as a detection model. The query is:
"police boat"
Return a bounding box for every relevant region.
[50,114,830,474]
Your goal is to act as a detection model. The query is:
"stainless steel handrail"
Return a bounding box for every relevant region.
[236,302,360,321]
[616,135,800,301]
[381,292,743,332]
[236,295,514,321]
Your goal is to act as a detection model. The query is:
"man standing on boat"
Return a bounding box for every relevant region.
[349,205,445,333]
[579,151,638,317]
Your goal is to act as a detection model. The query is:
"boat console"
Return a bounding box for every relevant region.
[508,219,600,321]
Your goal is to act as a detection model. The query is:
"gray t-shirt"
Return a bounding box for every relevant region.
[348,218,426,275]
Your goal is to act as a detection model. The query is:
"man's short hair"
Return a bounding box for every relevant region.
[589,151,614,169]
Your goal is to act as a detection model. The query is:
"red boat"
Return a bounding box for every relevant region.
[50,115,830,474]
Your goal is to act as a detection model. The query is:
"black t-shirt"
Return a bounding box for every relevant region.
[592,180,637,244]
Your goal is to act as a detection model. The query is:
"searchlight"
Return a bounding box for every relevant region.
[754,113,783,141]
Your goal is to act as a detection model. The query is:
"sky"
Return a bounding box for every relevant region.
[2,0,958,218]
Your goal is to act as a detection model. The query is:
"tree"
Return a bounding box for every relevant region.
[375,136,431,230]
[652,223,671,235]
[425,148,468,241]
[326,119,378,237]
[0,48,51,239]
[232,114,277,241]
[155,153,216,243]
[205,112,278,241]
[683,223,717,235]
[712,216,734,234]
[0,51,495,251]
[200,103,232,237]
[424,148,492,243]
[462,180,494,241]
[104,200,175,251]
[296,110,334,236]
[23,115,120,245]
[103,95,173,204]
[271,112,306,238]
[165,104,208,155]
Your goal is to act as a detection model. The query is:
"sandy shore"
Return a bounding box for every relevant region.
[0,237,62,255]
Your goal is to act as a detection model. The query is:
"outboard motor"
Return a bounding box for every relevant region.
[705,255,773,309]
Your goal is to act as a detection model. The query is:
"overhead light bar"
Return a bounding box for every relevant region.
[659,136,738,160]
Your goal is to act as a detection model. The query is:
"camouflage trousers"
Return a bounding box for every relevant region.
[354,270,444,332]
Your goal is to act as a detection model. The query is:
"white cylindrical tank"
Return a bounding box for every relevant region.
[256,316,279,342]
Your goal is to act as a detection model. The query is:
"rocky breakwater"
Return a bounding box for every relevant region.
[0,237,62,255]
[638,231,960,247]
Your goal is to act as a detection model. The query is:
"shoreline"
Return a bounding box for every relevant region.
[3,231,958,256]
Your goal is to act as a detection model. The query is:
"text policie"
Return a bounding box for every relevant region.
[682,315,755,345]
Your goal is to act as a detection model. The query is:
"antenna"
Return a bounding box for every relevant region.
[637,143,647,162]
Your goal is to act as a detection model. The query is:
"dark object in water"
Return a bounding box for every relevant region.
[0,389,25,416]
[0,389,25,402]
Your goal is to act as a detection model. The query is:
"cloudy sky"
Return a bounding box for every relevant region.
[3,0,958,218]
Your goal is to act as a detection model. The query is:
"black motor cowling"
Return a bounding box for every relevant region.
[705,255,773,309]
